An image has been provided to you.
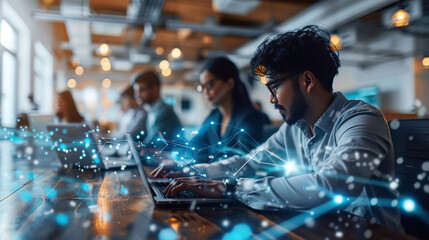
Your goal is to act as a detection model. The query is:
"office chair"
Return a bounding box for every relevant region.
[389,119,429,239]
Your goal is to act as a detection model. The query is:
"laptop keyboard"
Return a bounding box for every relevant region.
[152,181,199,199]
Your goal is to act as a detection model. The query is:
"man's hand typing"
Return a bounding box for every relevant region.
[163,177,226,198]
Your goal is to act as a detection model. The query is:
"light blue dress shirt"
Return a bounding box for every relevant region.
[196,92,402,230]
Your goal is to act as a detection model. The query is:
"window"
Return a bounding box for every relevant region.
[34,42,54,112]
[0,19,18,127]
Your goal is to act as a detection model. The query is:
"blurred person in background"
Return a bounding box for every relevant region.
[188,56,265,163]
[56,90,85,123]
[132,70,182,145]
[110,85,146,140]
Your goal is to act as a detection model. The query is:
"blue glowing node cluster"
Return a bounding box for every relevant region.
[222,223,252,240]
[158,228,177,240]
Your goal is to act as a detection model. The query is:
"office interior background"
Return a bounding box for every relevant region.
[0,0,428,131]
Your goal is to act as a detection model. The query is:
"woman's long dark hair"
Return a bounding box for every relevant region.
[56,90,84,123]
[200,56,253,108]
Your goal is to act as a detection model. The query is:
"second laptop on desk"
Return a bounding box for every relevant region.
[47,123,136,170]
[126,134,238,205]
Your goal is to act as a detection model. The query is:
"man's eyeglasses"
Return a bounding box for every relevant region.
[265,73,299,98]
[196,78,221,93]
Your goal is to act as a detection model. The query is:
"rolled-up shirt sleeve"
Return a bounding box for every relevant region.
[196,123,288,180]
[234,112,391,211]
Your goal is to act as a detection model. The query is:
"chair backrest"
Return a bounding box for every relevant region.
[389,119,429,239]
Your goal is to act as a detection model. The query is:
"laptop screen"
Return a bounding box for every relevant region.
[126,134,156,201]
[47,123,101,168]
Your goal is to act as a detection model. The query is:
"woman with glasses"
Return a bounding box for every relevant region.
[189,56,265,163]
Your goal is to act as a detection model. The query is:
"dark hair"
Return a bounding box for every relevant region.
[201,56,252,107]
[120,85,135,98]
[132,70,160,90]
[250,25,340,92]
[56,90,84,123]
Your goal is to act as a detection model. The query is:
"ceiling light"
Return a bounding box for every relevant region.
[330,34,342,50]
[102,78,111,88]
[178,29,192,40]
[100,57,110,66]
[67,79,76,88]
[75,66,84,76]
[391,9,410,27]
[99,43,111,56]
[159,60,169,70]
[161,68,171,77]
[155,47,164,55]
[203,36,212,45]
[101,62,111,71]
[171,48,182,59]
[423,57,429,69]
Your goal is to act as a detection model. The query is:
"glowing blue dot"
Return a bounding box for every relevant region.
[56,213,69,226]
[223,223,252,240]
[47,189,57,198]
[182,128,185,131]
[159,228,177,240]
[177,135,180,137]
[140,131,144,135]
[121,187,129,195]
[191,147,195,150]
[20,191,32,202]
[211,122,214,125]
[403,199,416,212]
[136,135,140,139]
[81,183,91,191]
[218,141,222,145]
[62,129,68,134]
[334,195,343,204]
[60,144,67,150]
[157,138,161,141]
[240,129,244,132]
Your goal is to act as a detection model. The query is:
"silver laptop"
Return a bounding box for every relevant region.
[47,123,136,170]
[126,134,237,205]
[28,114,54,134]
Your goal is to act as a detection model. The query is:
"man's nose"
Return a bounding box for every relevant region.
[270,94,278,104]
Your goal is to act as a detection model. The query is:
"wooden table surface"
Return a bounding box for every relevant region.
[0,140,415,240]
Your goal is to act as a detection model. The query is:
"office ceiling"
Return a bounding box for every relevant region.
[35,0,315,73]
[34,0,427,80]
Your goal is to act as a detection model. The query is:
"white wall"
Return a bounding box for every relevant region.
[335,57,415,112]
[3,0,55,113]
[163,86,211,126]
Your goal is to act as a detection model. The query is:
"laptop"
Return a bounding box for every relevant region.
[28,113,54,135]
[47,123,136,170]
[126,134,238,205]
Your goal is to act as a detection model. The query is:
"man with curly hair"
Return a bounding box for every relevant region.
[152,25,402,230]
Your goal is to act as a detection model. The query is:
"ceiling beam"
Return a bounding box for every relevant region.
[229,0,400,68]
[32,10,152,25]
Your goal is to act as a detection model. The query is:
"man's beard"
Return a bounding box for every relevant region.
[275,82,308,125]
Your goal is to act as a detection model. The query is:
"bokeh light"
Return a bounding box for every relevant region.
[67,79,76,88]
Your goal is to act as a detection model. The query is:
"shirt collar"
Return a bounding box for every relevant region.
[314,91,348,134]
[295,92,348,136]
[143,98,162,112]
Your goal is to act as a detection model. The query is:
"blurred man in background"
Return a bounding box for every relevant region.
[132,70,182,145]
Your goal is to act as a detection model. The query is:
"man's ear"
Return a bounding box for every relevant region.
[303,71,316,93]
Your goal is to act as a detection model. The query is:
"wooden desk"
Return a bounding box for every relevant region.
[0,141,414,239]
